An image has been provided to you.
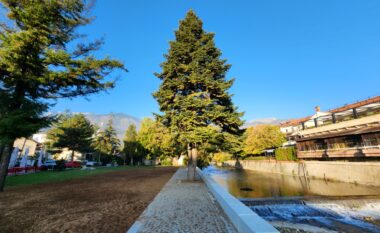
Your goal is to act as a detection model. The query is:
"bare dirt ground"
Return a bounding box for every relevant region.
[0,167,177,233]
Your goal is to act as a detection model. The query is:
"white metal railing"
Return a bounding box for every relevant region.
[299,144,380,152]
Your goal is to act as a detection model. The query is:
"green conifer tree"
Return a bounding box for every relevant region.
[93,118,120,164]
[47,113,95,161]
[0,0,126,191]
[153,10,243,179]
[123,124,141,165]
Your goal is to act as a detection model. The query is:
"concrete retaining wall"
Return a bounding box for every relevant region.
[223,160,380,187]
[196,168,279,233]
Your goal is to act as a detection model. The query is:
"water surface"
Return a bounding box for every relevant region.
[203,166,380,232]
[203,166,380,198]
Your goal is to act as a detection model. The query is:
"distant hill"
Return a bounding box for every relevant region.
[243,117,284,128]
[83,113,141,140]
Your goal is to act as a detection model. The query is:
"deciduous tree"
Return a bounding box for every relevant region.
[137,118,178,162]
[244,125,286,155]
[123,124,145,165]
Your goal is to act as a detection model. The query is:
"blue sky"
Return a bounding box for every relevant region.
[52,0,380,121]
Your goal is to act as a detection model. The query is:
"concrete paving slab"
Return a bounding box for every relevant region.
[127,168,237,233]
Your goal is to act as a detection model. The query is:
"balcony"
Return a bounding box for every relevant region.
[297,145,380,158]
[298,114,380,139]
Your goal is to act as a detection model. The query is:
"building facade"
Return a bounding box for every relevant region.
[280,96,380,159]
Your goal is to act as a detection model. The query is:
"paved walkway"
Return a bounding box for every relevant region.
[128,168,237,233]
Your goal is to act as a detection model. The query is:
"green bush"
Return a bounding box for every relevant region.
[275,147,297,161]
[160,157,172,166]
[55,159,66,171]
[182,155,210,168]
[197,155,211,168]
[213,152,232,163]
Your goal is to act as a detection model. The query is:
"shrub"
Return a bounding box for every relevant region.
[55,159,66,171]
[182,154,210,168]
[160,157,172,166]
[213,152,232,164]
[197,155,211,168]
[275,147,297,161]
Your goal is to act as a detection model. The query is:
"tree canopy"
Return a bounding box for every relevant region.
[47,113,95,161]
[123,124,145,165]
[137,118,179,160]
[0,0,126,191]
[244,125,286,155]
[0,0,125,144]
[93,118,121,164]
[153,11,243,173]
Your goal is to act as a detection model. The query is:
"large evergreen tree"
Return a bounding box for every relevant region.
[0,0,126,191]
[93,118,121,164]
[47,114,95,161]
[153,11,243,179]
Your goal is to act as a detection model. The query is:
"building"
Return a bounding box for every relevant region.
[32,132,87,161]
[13,137,39,156]
[280,96,380,159]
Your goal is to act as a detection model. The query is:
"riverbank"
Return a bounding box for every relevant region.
[223,160,380,186]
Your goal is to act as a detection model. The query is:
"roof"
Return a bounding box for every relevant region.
[330,96,380,113]
[280,95,380,127]
[280,116,311,127]
[296,125,380,142]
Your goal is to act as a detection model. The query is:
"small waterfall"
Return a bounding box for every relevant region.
[246,201,380,233]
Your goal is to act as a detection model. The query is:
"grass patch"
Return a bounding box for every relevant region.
[5,166,136,187]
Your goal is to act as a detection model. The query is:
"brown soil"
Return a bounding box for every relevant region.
[0,167,177,233]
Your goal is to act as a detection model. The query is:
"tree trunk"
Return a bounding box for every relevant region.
[187,143,197,180]
[191,144,198,181]
[0,144,12,192]
[71,150,75,161]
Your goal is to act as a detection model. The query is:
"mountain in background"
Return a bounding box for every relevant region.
[83,113,142,140]
[243,117,284,128]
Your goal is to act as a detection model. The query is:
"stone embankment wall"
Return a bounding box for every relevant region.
[223,160,380,187]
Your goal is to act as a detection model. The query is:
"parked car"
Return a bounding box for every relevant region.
[85,161,99,167]
[42,160,57,170]
[65,161,82,168]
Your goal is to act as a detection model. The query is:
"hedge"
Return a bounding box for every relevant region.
[275,147,297,161]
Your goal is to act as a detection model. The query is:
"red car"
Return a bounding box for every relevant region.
[65,161,82,168]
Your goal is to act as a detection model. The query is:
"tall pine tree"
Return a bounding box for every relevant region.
[93,118,120,164]
[47,113,95,161]
[153,10,243,179]
[0,0,126,191]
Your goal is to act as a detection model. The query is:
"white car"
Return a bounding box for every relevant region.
[43,160,57,169]
[85,161,98,167]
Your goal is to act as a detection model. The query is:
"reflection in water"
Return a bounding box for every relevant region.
[203,166,380,198]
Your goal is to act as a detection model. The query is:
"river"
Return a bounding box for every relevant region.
[203,166,380,232]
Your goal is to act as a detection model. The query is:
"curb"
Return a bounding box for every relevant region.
[196,167,279,233]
